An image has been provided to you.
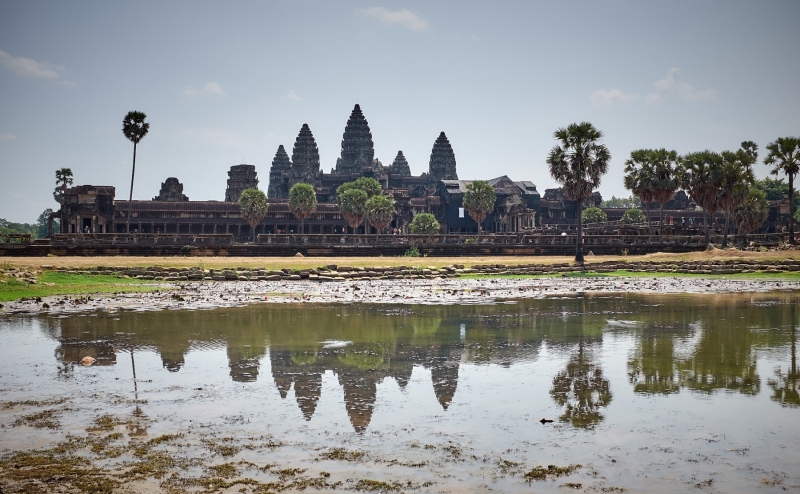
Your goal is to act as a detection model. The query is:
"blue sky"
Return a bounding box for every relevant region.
[1,0,798,222]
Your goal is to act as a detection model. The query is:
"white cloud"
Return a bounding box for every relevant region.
[651,68,716,101]
[357,7,428,31]
[0,133,16,141]
[176,129,245,147]
[0,48,61,79]
[183,82,226,98]
[591,88,640,107]
[285,90,302,102]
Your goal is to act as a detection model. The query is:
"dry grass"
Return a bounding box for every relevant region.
[2,248,798,272]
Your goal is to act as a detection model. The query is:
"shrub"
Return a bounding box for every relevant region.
[409,213,440,235]
[582,207,607,224]
[620,208,646,224]
[403,245,421,257]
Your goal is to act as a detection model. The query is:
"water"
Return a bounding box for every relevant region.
[1,292,799,492]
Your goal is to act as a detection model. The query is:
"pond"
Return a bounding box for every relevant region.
[1,292,799,492]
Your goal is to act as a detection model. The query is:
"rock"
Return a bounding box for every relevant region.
[81,356,96,366]
[295,252,304,257]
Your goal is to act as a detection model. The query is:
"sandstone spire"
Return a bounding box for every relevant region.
[267,145,292,199]
[390,151,411,177]
[428,132,458,182]
[291,124,321,184]
[335,104,374,175]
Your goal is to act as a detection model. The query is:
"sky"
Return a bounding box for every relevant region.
[1,0,799,222]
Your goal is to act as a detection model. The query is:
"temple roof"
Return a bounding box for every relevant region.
[336,104,374,175]
[291,124,321,182]
[428,132,458,182]
[390,151,412,177]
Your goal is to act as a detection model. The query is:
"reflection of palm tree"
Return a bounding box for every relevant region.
[768,306,800,408]
[628,332,680,396]
[550,342,612,428]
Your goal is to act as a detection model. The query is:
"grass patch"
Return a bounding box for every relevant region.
[12,409,63,429]
[319,447,366,462]
[0,272,153,302]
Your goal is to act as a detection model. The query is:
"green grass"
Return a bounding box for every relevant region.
[0,272,153,302]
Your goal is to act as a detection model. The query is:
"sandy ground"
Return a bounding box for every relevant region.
[2,248,799,271]
[3,275,798,315]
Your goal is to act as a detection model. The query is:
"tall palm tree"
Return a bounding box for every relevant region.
[717,149,755,248]
[679,151,722,246]
[122,111,150,234]
[547,122,611,263]
[732,186,768,240]
[462,180,496,236]
[288,183,317,234]
[337,189,368,234]
[650,149,680,236]
[54,168,74,206]
[624,150,656,235]
[238,188,269,242]
[764,137,800,244]
[365,194,396,234]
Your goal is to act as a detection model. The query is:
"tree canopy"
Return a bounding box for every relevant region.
[621,208,646,224]
[582,207,607,224]
[462,181,496,234]
[54,168,73,205]
[733,187,768,235]
[764,136,800,244]
[338,189,369,232]
[409,213,440,235]
[288,183,317,233]
[238,188,269,241]
[365,194,395,233]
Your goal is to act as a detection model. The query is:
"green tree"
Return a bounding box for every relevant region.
[54,168,73,205]
[650,149,680,236]
[581,207,607,224]
[238,188,269,242]
[547,122,611,263]
[337,177,382,234]
[732,186,768,236]
[409,212,440,235]
[365,195,395,234]
[764,137,800,244]
[122,111,150,234]
[462,181,496,235]
[338,189,368,233]
[679,151,722,246]
[37,209,56,237]
[624,150,655,235]
[600,195,641,208]
[621,208,646,224]
[717,147,756,247]
[288,183,317,234]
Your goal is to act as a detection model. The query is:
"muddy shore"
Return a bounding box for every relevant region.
[2,275,798,315]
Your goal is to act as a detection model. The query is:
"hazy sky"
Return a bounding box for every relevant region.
[1,1,799,222]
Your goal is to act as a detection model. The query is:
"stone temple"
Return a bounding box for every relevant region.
[56,104,546,237]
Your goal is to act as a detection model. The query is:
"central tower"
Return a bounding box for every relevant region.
[335,104,374,175]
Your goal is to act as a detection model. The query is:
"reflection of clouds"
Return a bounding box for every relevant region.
[321,340,351,349]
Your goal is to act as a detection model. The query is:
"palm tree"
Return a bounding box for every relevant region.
[732,186,768,240]
[122,111,150,234]
[337,189,368,234]
[238,188,269,242]
[717,149,755,248]
[650,149,680,236]
[288,183,317,234]
[764,137,800,244]
[54,168,74,205]
[338,177,382,234]
[462,180,496,236]
[546,122,611,263]
[365,195,396,234]
[679,151,722,246]
[624,150,656,235]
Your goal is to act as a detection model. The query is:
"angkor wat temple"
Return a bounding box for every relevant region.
[56,104,542,237]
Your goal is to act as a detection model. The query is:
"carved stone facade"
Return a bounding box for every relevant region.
[267,145,292,199]
[335,104,374,176]
[291,124,322,185]
[224,165,259,202]
[153,177,189,202]
[390,151,411,177]
[428,132,458,183]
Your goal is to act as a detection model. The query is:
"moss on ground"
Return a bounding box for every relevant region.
[0,272,152,302]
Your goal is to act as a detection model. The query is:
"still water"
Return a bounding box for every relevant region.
[1,293,799,492]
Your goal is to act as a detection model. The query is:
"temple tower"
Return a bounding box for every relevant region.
[291,124,321,185]
[224,165,259,202]
[153,177,189,201]
[335,104,374,175]
[428,132,458,182]
[267,145,292,199]
[390,151,411,177]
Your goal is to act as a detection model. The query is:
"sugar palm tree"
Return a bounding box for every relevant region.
[624,150,656,235]
[288,183,317,234]
[338,189,368,234]
[338,177,382,234]
[54,168,74,205]
[122,111,150,234]
[547,122,611,263]
[238,188,269,242]
[365,194,396,234]
[650,149,680,236]
[462,180,496,236]
[764,137,800,244]
[679,151,722,246]
[717,149,755,248]
[732,186,768,239]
